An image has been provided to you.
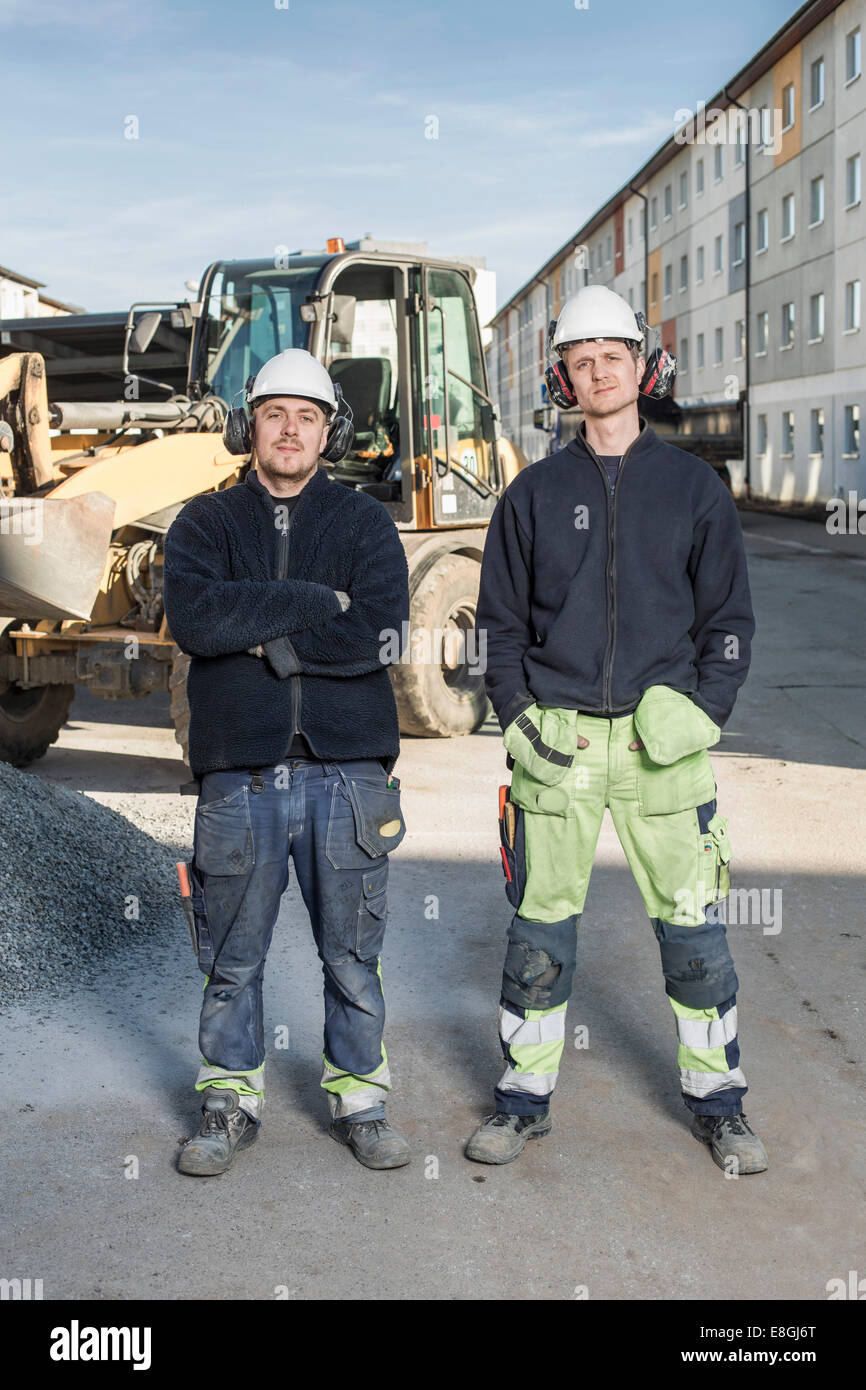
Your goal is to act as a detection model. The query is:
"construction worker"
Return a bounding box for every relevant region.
[466,285,768,1174]
[163,349,411,1175]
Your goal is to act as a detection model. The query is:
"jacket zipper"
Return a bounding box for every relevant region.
[580,427,644,712]
[275,505,301,739]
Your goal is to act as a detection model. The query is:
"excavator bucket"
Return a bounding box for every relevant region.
[0,491,116,621]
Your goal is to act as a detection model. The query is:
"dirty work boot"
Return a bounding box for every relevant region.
[177,1087,259,1176]
[329,1117,410,1170]
[465,1111,551,1165]
[691,1111,768,1174]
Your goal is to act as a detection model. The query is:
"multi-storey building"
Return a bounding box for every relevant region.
[487,0,864,504]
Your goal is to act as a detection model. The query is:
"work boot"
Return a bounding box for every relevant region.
[329,1117,410,1170]
[465,1110,551,1165]
[177,1087,259,1176]
[691,1111,768,1174]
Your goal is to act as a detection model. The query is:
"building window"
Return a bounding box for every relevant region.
[734,319,745,359]
[782,82,795,131]
[679,171,688,208]
[589,248,594,274]
[714,145,723,181]
[696,158,705,195]
[758,106,771,147]
[696,245,705,283]
[696,332,705,368]
[757,414,768,453]
[651,270,659,305]
[640,279,646,310]
[809,292,825,340]
[781,192,795,240]
[598,241,604,268]
[811,408,824,455]
[664,184,672,219]
[844,404,861,455]
[845,279,861,331]
[733,221,745,265]
[756,208,769,253]
[781,301,795,348]
[734,124,746,165]
[714,326,724,365]
[679,337,689,372]
[627,217,633,250]
[810,56,825,108]
[845,153,861,207]
[781,411,794,455]
[679,254,688,292]
[606,234,612,263]
[650,196,658,230]
[846,26,861,84]
[663,264,672,299]
[809,175,825,225]
[713,234,723,273]
[756,311,769,354]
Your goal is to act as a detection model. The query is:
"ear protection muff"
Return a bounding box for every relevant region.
[221,376,355,461]
[543,314,678,407]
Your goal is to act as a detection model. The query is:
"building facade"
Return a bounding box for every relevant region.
[486,0,864,505]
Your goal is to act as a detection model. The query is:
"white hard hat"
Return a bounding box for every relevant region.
[552,286,643,352]
[247,349,337,416]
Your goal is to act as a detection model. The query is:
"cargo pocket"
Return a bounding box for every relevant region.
[701,812,732,903]
[502,704,578,788]
[189,861,215,975]
[194,785,255,875]
[637,747,718,816]
[356,861,389,959]
[326,775,406,869]
[499,796,527,909]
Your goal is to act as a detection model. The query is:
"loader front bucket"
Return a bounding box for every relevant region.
[0,491,116,620]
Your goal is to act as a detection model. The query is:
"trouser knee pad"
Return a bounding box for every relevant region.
[652,915,738,1009]
[500,913,579,1011]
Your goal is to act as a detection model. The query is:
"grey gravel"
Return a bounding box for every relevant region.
[0,760,187,1006]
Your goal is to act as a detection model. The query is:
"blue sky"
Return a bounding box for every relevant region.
[1,0,800,315]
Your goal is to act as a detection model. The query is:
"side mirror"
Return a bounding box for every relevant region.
[129,311,162,355]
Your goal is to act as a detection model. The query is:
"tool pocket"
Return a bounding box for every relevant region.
[326,774,406,869]
[701,812,732,903]
[637,746,718,816]
[503,704,578,788]
[356,861,389,960]
[193,784,255,875]
[633,686,721,764]
[188,861,215,975]
[499,794,527,909]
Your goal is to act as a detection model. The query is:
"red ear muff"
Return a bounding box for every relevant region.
[544,360,577,410]
[639,347,677,398]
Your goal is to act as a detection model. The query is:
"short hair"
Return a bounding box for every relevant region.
[561,339,643,362]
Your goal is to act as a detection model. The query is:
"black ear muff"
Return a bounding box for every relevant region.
[639,347,678,399]
[544,360,577,410]
[223,407,251,455]
[320,383,354,464]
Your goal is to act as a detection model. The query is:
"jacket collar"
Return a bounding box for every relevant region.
[244,463,331,512]
[568,415,653,464]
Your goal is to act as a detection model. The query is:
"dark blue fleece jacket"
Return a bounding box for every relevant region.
[163,467,409,777]
[476,419,755,732]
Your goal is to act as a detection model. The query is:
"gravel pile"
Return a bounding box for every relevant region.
[0,761,186,1005]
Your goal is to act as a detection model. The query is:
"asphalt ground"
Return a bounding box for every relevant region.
[2,508,864,1302]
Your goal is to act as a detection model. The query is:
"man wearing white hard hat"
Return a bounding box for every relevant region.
[164,348,412,1174]
[468,286,767,1175]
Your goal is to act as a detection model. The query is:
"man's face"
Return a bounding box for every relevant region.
[250,396,330,487]
[561,340,645,419]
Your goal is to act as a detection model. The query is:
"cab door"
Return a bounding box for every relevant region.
[418,265,502,526]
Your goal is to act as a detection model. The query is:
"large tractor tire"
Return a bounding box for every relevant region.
[169,647,191,766]
[0,629,75,766]
[391,552,489,737]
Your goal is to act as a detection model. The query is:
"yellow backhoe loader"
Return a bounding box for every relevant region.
[0,240,526,768]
